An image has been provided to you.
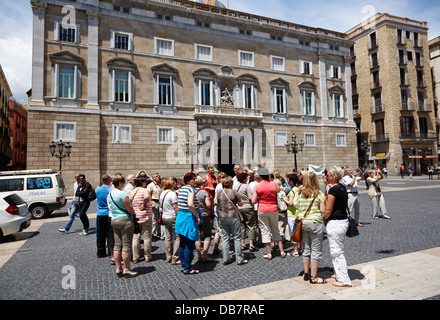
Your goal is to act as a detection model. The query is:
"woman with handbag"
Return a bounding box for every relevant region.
[129,177,153,263]
[293,172,326,283]
[216,176,248,265]
[108,173,138,278]
[251,167,286,260]
[324,166,352,287]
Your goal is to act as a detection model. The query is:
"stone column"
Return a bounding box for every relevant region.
[318,52,328,120]
[30,0,47,105]
[344,56,354,121]
[87,10,101,108]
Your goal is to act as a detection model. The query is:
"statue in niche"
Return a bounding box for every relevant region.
[221,88,234,107]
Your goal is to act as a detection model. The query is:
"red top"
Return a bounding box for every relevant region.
[254,181,278,212]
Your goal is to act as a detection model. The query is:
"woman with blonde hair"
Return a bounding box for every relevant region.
[324,166,352,287]
[294,172,326,283]
[108,173,138,278]
[160,178,180,264]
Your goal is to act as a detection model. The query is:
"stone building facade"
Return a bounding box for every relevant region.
[429,37,440,156]
[346,13,438,175]
[8,100,28,170]
[28,0,358,189]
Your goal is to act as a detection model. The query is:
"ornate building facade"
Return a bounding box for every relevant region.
[28,0,358,188]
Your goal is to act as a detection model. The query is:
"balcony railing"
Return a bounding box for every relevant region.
[194,105,263,120]
[400,132,437,140]
[370,133,389,143]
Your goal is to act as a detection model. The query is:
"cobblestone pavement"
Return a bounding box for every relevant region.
[1,176,440,300]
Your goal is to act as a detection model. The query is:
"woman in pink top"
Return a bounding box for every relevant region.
[129,177,152,263]
[251,168,286,260]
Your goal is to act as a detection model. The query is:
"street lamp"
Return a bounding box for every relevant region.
[182,132,202,172]
[360,140,371,167]
[49,140,72,172]
[285,133,304,171]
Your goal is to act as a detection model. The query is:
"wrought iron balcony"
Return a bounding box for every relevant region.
[194,105,263,120]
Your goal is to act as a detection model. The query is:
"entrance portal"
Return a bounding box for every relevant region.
[217,136,239,176]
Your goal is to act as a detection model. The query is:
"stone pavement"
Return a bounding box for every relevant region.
[1,175,440,301]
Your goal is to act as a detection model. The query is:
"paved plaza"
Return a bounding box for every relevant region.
[1,175,440,302]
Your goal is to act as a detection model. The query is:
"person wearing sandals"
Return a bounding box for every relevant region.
[324,167,352,287]
[251,167,286,260]
[108,173,138,278]
[175,172,201,274]
[234,172,257,252]
[293,172,326,284]
[216,176,248,266]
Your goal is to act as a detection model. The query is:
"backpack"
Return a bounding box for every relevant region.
[87,184,97,202]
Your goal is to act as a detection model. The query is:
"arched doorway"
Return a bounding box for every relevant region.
[217,135,239,176]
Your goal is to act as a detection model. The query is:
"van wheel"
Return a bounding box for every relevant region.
[30,204,48,219]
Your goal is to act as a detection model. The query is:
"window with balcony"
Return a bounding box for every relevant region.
[108,58,137,107]
[331,93,344,118]
[417,69,424,87]
[299,82,317,116]
[371,51,379,68]
[372,70,381,88]
[375,119,386,141]
[417,91,426,111]
[400,116,415,138]
[399,49,406,64]
[58,66,76,99]
[397,29,404,44]
[419,117,429,138]
[273,87,287,113]
[400,68,407,85]
[415,51,422,66]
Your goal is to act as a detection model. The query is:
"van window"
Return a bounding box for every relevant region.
[0,179,25,192]
[27,177,53,190]
[56,175,65,191]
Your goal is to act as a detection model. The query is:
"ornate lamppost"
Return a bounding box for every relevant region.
[182,132,202,172]
[49,140,72,172]
[285,133,304,172]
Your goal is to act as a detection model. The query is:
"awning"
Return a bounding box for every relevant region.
[424,155,438,159]
[374,156,389,160]
[408,156,423,159]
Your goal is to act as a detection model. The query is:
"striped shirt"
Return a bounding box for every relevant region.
[177,185,199,211]
[293,190,325,223]
[129,187,152,223]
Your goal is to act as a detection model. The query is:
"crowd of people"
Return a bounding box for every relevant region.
[57,164,392,286]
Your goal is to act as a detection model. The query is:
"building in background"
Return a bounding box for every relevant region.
[346,13,437,175]
[9,100,28,170]
[429,36,440,160]
[0,65,12,170]
[28,0,358,189]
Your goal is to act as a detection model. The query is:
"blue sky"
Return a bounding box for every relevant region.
[0,0,439,105]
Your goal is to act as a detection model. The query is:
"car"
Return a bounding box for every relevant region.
[0,169,67,219]
[0,192,32,239]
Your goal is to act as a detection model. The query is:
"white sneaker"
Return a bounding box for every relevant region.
[383,215,391,219]
[58,228,68,234]
[79,229,88,236]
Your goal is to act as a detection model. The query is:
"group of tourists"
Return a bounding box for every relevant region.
[57,164,391,286]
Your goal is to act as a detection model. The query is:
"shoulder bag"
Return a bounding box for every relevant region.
[291,194,317,243]
[159,190,171,225]
[109,191,140,234]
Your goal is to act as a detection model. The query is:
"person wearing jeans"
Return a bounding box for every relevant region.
[75,174,92,235]
[59,173,80,234]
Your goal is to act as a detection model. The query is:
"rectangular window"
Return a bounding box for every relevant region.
[0,179,24,192]
[336,134,346,147]
[112,125,131,144]
[54,121,76,142]
[158,76,172,105]
[59,26,76,43]
[300,61,312,75]
[304,92,312,115]
[401,116,414,137]
[401,89,409,110]
[239,50,254,67]
[195,44,213,61]
[419,117,428,137]
[400,68,407,85]
[157,127,174,144]
[155,38,174,56]
[275,132,288,146]
[115,34,129,50]
[274,88,286,113]
[373,92,382,113]
[369,32,377,48]
[371,52,378,67]
[200,81,211,106]
[417,70,424,87]
[114,72,129,102]
[304,133,315,147]
[271,56,285,71]
[417,91,425,110]
[243,85,254,109]
[334,95,342,117]
[58,67,75,99]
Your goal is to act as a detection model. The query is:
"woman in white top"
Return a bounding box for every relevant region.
[159,178,180,264]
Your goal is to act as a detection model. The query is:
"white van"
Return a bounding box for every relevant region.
[0,169,67,219]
